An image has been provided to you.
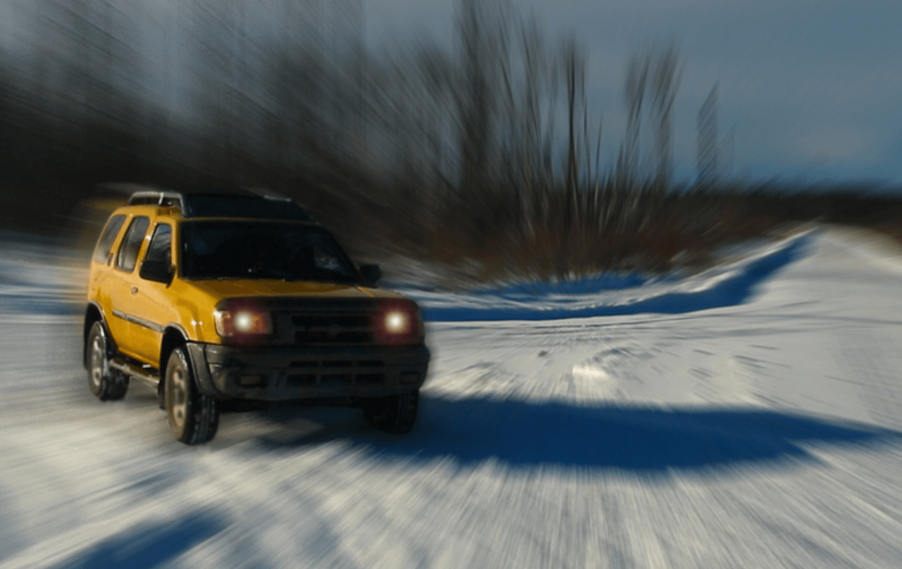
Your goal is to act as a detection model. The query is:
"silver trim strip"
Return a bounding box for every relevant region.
[112,309,165,333]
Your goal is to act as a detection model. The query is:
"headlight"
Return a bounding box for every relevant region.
[214,303,272,338]
[374,300,423,345]
[384,310,410,334]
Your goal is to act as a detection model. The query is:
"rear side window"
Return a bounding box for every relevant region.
[116,216,150,272]
[93,215,126,263]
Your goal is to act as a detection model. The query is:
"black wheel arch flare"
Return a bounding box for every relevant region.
[83,302,111,369]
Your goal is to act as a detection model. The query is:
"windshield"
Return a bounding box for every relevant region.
[179,221,361,283]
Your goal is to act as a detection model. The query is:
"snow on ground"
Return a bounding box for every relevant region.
[2,228,902,567]
[388,233,808,321]
[0,232,87,317]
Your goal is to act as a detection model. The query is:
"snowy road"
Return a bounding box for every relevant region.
[3,229,902,567]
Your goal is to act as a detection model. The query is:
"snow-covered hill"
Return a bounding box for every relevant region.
[2,229,902,568]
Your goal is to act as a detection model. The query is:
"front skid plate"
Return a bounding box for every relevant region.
[187,342,429,401]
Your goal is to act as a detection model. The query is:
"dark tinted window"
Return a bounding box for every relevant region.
[116,216,150,272]
[93,215,126,263]
[180,221,359,282]
[142,223,171,265]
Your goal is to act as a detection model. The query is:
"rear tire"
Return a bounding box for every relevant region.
[165,347,219,445]
[86,321,128,401]
[362,390,419,434]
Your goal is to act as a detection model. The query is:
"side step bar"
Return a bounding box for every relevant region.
[110,358,160,389]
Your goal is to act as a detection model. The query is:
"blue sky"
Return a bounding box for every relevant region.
[365,0,902,186]
[1,0,897,187]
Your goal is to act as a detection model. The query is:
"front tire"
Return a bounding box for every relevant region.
[86,321,128,401]
[165,347,219,445]
[362,390,419,434]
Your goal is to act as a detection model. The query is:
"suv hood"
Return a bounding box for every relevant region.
[187,279,400,300]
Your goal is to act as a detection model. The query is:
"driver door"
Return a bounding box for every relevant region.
[108,215,150,360]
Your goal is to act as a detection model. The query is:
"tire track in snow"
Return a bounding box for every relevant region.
[0,480,26,564]
[832,327,902,430]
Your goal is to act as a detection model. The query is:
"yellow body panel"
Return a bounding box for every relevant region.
[87,204,396,369]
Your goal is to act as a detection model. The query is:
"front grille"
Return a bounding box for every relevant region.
[286,357,388,386]
[291,313,374,345]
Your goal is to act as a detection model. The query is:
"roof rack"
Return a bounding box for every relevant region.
[127,189,312,222]
[128,191,184,208]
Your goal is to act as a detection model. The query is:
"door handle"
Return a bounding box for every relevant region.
[131,287,139,295]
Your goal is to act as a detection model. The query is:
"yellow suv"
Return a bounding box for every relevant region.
[84,188,429,444]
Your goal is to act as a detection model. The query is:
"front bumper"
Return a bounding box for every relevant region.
[186,342,430,401]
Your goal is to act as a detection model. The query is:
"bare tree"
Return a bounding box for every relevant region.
[617,50,650,190]
[650,41,681,189]
[518,18,547,229]
[562,34,585,227]
[456,0,496,204]
[696,82,719,186]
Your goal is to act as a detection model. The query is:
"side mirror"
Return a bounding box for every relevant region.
[358,263,381,285]
[140,260,174,285]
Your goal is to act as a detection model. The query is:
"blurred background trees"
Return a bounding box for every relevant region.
[2,0,603,259]
[2,0,891,282]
